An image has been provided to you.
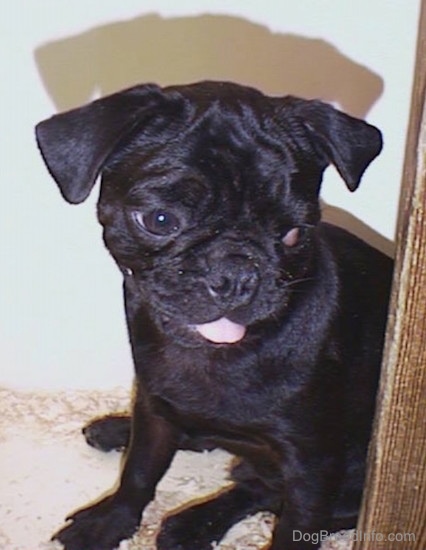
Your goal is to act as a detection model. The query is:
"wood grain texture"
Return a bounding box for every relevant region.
[354,2,426,549]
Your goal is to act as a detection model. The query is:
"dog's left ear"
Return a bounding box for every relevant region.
[285,98,383,191]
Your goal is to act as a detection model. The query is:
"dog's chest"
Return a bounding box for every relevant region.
[141,345,281,433]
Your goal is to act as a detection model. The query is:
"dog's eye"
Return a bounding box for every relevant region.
[133,209,181,237]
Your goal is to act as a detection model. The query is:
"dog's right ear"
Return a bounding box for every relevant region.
[35,84,164,204]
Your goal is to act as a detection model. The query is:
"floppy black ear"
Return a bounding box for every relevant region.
[288,98,383,191]
[35,84,164,204]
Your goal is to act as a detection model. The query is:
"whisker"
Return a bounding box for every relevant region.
[280,276,316,289]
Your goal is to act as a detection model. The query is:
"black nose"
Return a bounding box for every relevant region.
[205,254,260,305]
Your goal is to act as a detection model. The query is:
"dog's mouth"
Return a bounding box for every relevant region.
[190,317,247,344]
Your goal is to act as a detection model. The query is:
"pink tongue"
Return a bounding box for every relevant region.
[194,317,246,344]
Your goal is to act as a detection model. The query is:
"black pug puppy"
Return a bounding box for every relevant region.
[36,81,393,550]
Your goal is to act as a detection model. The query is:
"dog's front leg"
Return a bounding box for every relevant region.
[269,461,339,550]
[53,392,179,550]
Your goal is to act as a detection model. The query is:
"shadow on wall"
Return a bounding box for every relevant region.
[35,13,383,117]
[34,12,393,255]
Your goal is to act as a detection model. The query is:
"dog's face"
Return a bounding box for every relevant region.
[36,81,382,346]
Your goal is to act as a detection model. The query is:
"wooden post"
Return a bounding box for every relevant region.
[354,2,426,548]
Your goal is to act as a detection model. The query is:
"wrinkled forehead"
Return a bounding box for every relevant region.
[103,95,301,194]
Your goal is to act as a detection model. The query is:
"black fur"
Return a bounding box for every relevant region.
[36,81,392,550]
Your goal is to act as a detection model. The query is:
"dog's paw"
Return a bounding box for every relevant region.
[53,495,139,550]
[156,505,228,550]
[82,414,131,452]
[157,515,212,550]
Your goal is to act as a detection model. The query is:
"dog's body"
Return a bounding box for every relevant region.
[36,81,393,550]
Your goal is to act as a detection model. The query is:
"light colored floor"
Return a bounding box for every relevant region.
[0,388,352,550]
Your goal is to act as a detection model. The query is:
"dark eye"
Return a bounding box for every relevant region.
[133,209,181,237]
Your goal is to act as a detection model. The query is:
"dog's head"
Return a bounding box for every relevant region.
[36,81,382,346]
